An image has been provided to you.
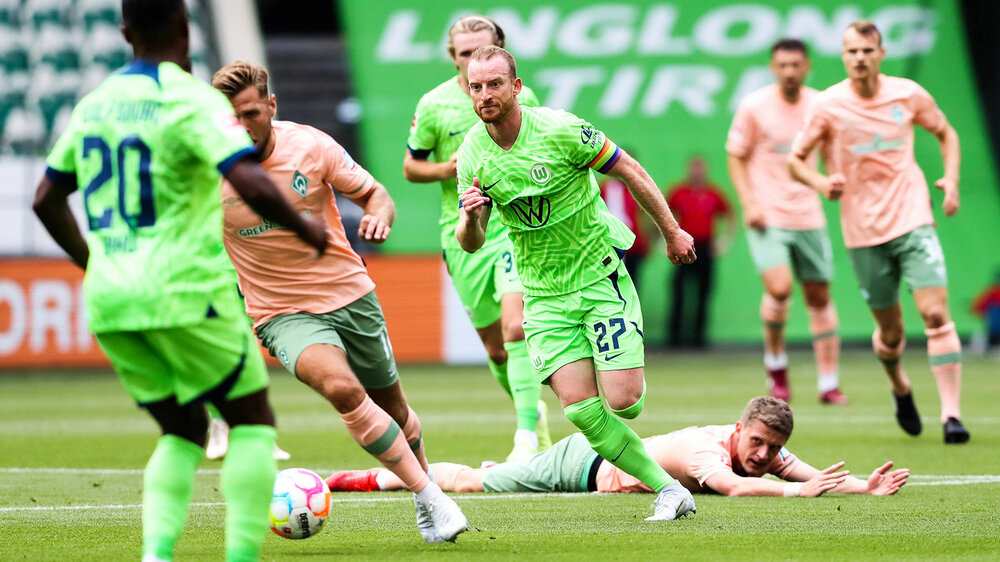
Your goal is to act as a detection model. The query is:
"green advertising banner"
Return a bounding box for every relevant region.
[340,0,1000,344]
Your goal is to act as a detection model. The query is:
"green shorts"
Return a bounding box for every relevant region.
[523,260,644,381]
[444,240,524,329]
[482,433,599,493]
[96,285,268,407]
[847,225,948,311]
[255,291,399,389]
[746,226,833,282]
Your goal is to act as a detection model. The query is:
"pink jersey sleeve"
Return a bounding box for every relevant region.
[319,131,375,198]
[791,98,831,160]
[910,84,948,135]
[725,99,757,159]
[766,446,798,478]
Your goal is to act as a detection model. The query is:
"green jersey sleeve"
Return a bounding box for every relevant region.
[44,111,80,186]
[174,85,255,174]
[406,92,438,158]
[557,112,622,174]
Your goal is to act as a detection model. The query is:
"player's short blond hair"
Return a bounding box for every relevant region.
[212,60,269,99]
[469,45,517,79]
[846,19,882,46]
[447,15,505,59]
[740,396,794,437]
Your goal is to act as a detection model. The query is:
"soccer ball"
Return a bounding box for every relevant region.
[268,468,333,539]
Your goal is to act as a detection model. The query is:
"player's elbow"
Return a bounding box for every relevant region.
[402,162,418,182]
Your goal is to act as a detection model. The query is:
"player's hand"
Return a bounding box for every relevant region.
[358,214,391,244]
[665,228,697,266]
[799,461,849,497]
[821,173,846,201]
[443,153,459,179]
[865,461,909,496]
[742,202,766,230]
[459,177,490,215]
[298,216,328,258]
[935,177,959,216]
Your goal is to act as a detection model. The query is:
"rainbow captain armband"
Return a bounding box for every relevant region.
[586,138,622,174]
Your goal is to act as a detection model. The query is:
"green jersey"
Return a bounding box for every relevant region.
[45,60,255,333]
[456,106,635,296]
[407,76,539,249]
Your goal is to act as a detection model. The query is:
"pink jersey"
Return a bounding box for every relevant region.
[792,75,947,248]
[222,120,376,328]
[595,424,797,494]
[726,84,825,230]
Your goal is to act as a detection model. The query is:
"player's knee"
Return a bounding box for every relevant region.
[317,376,366,410]
[485,346,507,365]
[768,286,792,303]
[920,308,949,330]
[609,382,646,420]
[502,317,525,342]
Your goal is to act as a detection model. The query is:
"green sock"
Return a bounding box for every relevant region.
[143,434,204,560]
[564,397,673,492]
[504,341,540,432]
[221,425,277,562]
[206,403,222,420]
[488,357,512,398]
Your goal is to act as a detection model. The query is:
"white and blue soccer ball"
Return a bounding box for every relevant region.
[268,468,333,539]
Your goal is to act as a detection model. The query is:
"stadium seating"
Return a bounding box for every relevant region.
[0,0,215,155]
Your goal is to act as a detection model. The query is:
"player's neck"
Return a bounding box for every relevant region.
[485,104,522,151]
[850,74,881,99]
[131,45,188,69]
[780,86,801,104]
[259,130,277,161]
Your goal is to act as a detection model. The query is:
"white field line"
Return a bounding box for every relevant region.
[0,493,578,513]
[1,472,998,514]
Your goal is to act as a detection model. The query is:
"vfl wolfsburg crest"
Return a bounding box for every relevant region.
[291,171,308,196]
[529,164,551,184]
[510,195,550,228]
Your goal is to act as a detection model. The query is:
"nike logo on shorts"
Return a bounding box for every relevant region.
[604,352,625,361]
[610,442,629,462]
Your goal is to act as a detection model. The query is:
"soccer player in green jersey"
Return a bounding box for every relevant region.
[403,15,550,461]
[32,1,326,560]
[456,46,699,521]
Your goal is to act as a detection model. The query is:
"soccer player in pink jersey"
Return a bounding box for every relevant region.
[727,39,846,406]
[790,20,969,443]
[211,61,469,542]
[327,396,908,498]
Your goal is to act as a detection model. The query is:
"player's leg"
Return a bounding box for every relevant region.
[328,462,487,493]
[792,227,844,404]
[668,262,686,347]
[749,227,793,400]
[94,330,205,562]
[160,301,277,562]
[802,281,845,404]
[760,267,793,400]
[847,241,919,434]
[480,433,597,493]
[899,226,968,442]
[691,243,714,348]
[500,289,548,459]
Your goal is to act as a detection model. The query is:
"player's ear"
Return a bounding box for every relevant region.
[513,77,522,96]
[267,94,277,118]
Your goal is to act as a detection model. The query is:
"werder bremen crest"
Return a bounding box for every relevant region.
[291,171,308,196]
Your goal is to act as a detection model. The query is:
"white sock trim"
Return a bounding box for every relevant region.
[818,372,840,393]
[764,352,788,370]
[514,429,539,449]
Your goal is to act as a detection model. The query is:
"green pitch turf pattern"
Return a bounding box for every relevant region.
[1,350,998,560]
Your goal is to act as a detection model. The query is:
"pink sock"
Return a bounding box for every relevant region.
[808,303,840,387]
[401,406,429,473]
[926,322,962,422]
[340,396,429,492]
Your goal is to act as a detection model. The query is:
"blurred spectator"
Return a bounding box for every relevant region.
[971,270,1000,350]
[665,156,736,348]
[599,151,651,293]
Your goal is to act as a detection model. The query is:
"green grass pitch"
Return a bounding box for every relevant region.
[1,349,998,560]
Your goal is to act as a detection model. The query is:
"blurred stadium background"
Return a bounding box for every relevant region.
[2,0,999,370]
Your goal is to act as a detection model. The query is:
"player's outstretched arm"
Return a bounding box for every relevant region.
[33,176,90,269]
[932,123,961,216]
[350,180,396,244]
[226,158,328,255]
[726,153,765,229]
[606,150,695,266]
[785,459,907,495]
[703,463,846,497]
[403,151,458,183]
[456,177,490,253]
